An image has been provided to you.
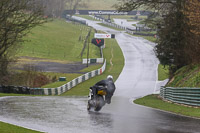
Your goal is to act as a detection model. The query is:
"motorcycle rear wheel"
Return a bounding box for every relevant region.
[87,100,93,111]
[94,96,105,111]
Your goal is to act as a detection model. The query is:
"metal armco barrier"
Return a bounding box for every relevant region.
[0,85,30,94]
[160,87,200,106]
[101,21,127,31]
[35,59,106,95]
[0,60,106,96]
[66,15,87,25]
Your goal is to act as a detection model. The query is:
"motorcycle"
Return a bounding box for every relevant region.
[87,86,106,111]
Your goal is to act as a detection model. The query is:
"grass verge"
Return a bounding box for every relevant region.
[61,38,124,96]
[158,64,169,81]
[0,93,37,97]
[134,94,200,118]
[131,34,157,43]
[167,64,200,87]
[0,121,42,133]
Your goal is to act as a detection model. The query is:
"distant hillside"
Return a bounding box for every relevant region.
[78,0,118,10]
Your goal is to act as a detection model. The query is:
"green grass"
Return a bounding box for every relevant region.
[0,121,42,133]
[14,19,104,88]
[167,64,200,87]
[135,31,157,34]
[61,38,124,96]
[41,72,81,88]
[80,64,102,72]
[0,93,37,97]
[132,34,157,43]
[18,19,100,62]
[158,64,169,81]
[134,94,200,118]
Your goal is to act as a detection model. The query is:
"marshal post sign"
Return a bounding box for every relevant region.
[94,33,115,39]
[91,38,104,47]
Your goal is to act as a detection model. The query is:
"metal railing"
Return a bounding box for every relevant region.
[160,87,200,106]
[66,15,87,25]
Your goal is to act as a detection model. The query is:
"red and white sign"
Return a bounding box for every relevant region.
[94,33,111,38]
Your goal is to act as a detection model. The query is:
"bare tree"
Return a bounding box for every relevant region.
[0,0,46,76]
[184,0,200,64]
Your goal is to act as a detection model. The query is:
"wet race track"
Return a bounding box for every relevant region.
[1,17,200,133]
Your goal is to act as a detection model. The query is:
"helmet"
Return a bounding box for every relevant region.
[107,75,113,80]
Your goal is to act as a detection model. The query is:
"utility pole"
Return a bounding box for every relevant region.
[87,28,91,67]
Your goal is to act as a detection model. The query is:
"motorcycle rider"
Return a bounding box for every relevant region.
[90,75,116,104]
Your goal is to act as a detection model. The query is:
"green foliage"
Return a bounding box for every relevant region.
[134,94,200,118]
[155,9,187,70]
[116,0,197,76]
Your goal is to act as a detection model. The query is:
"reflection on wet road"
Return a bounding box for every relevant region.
[1,17,200,133]
[0,96,200,133]
[0,96,112,133]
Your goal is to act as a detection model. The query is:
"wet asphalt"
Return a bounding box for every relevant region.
[0,17,200,133]
[0,96,200,133]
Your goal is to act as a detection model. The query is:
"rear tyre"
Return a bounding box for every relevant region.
[94,96,105,111]
[87,100,92,111]
[87,103,91,111]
